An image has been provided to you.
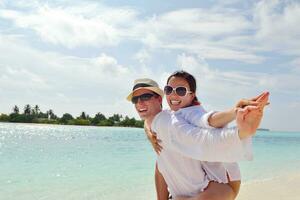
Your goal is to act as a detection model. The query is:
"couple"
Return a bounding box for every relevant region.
[127,70,269,200]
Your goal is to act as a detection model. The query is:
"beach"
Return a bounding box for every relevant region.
[237,173,300,200]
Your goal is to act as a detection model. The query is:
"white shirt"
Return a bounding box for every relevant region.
[151,106,252,197]
[176,106,249,183]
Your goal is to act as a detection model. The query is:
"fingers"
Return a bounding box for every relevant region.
[256,92,270,109]
[243,100,259,107]
[256,92,269,103]
[154,138,163,155]
[236,107,249,121]
[238,106,262,120]
[250,92,270,108]
[236,92,270,110]
[236,99,259,109]
[245,105,260,111]
[154,143,163,154]
[243,106,263,127]
[256,92,269,102]
[251,92,266,101]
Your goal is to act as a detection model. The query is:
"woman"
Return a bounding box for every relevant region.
[147,70,268,200]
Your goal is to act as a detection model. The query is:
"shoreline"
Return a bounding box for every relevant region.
[0,121,143,129]
[237,172,300,200]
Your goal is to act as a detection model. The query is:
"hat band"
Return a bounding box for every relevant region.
[133,83,152,91]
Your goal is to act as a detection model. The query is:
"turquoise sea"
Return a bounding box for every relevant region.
[1,122,300,200]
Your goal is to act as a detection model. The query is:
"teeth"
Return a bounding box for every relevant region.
[139,108,147,112]
[171,100,181,105]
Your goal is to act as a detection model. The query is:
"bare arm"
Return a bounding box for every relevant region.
[155,163,169,200]
[163,92,269,162]
[208,107,236,128]
[208,92,268,128]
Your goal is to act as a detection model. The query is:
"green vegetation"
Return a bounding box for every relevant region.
[0,105,143,128]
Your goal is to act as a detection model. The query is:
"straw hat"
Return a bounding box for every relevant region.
[126,78,164,101]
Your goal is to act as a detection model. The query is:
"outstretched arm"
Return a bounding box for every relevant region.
[156,93,269,162]
[168,118,249,162]
[208,92,268,128]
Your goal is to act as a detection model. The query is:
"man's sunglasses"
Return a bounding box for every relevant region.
[164,86,192,96]
[131,93,156,104]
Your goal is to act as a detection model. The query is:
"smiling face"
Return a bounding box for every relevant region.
[166,76,195,111]
[133,88,162,120]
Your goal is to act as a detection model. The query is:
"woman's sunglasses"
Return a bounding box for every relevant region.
[164,86,192,96]
[131,93,156,104]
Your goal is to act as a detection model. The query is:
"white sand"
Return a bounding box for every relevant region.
[237,173,300,200]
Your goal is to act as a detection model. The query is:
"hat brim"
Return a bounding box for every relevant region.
[126,87,164,101]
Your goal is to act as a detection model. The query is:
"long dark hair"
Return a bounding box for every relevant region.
[167,70,200,105]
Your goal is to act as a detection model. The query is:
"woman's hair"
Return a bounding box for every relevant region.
[167,70,200,105]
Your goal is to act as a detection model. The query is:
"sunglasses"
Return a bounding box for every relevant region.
[164,86,192,96]
[131,93,156,104]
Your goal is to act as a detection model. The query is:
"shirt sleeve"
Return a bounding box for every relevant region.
[192,110,217,128]
[177,106,217,129]
[168,114,253,162]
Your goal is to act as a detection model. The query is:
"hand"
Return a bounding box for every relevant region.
[144,127,163,154]
[237,92,269,139]
[255,91,270,110]
[235,91,270,109]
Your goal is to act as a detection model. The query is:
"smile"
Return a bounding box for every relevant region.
[170,100,181,105]
[138,108,147,112]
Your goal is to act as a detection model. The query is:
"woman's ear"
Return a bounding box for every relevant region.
[191,92,196,100]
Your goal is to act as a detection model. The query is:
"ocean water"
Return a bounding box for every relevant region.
[0,122,300,200]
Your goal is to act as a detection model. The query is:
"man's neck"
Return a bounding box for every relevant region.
[144,115,155,131]
[144,109,161,130]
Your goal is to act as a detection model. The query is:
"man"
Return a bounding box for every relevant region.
[127,78,268,200]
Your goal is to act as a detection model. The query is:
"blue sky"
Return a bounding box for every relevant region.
[0,0,299,131]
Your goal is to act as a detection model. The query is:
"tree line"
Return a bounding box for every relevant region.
[0,104,143,128]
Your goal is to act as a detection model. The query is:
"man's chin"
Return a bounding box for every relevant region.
[138,113,147,120]
[138,112,150,120]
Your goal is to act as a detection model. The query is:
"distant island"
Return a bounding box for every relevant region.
[0,104,143,128]
[257,128,270,131]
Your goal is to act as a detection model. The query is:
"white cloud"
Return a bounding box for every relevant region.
[134,1,300,63]
[134,8,265,63]
[0,3,137,48]
[134,49,151,65]
[143,8,252,39]
[2,1,300,63]
[176,53,299,107]
[0,33,138,116]
[253,0,300,55]
[92,53,129,75]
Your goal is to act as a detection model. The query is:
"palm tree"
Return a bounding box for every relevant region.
[60,113,74,124]
[91,112,106,125]
[12,105,19,114]
[111,114,122,122]
[34,105,40,115]
[47,109,54,119]
[80,112,87,120]
[24,104,31,115]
